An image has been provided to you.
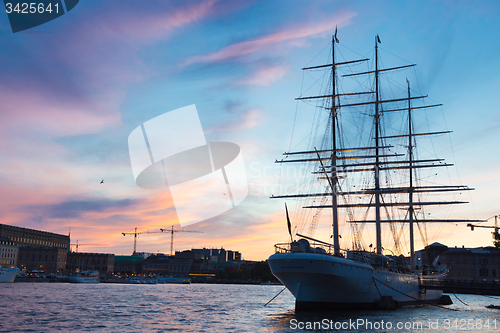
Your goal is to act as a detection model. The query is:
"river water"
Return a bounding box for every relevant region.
[1,283,500,332]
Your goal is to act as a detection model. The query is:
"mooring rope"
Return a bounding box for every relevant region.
[452,293,468,306]
[264,287,287,307]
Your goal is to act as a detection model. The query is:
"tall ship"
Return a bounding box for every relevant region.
[268,32,480,310]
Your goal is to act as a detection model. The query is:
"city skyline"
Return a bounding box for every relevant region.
[1,1,500,260]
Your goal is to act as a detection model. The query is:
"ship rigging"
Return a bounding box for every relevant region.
[268,32,483,310]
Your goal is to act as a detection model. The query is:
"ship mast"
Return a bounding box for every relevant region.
[407,79,415,269]
[272,34,484,258]
[331,34,340,256]
[374,35,382,255]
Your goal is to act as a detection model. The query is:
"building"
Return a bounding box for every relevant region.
[114,255,144,275]
[191,248,241,263]
[1,223,71,273]
[141,249,242,277]
[0,224,69,251]
[67,252,114,276]
[18,246,67,273]
[226,250,241,262]
[141,254,170,275]
[0,236,19,269]
[438,246,500,283]
[415,242,449,269]
[417,243,500,283]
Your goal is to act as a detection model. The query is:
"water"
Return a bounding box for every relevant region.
[1,284,500,332]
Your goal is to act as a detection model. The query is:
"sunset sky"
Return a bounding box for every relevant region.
[1,0,500,261]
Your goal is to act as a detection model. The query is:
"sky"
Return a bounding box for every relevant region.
[1,0,500,261]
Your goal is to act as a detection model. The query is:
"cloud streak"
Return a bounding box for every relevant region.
[236,63,289,86]
[97,0,220,41]
[182,11,357,66]
[24,198,143,219]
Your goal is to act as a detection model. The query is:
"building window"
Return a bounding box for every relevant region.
[479,268,489,277]
[493,270,497,277]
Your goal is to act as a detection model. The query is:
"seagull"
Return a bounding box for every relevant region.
[100,180,104,184]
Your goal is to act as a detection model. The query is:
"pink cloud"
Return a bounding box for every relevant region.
[205,108,263,134]
[0,86,121,142]
[236,64,289,86]
[105,0,219,41]
[183,11,357,66]
[62,0,248,48]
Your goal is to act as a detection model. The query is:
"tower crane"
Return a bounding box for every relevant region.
[122,227,165,255]
[467,215,499,232]
[160,226,203,256]
[70,240,109,252]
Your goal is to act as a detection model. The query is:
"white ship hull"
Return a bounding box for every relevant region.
[0,268,19,283]
[269,252,443,310]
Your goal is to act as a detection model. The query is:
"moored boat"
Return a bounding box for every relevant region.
[268,31,479,311]
[0,266,19,283]
[69,270,100,283]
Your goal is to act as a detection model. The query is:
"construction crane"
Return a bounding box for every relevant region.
[160,226,203,256]
[70,240,109,252]
[122,227,165,255]
[467,215,499,232]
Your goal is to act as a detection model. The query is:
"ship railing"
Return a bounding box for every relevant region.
[274,243,292,253]
[274,242,346,256]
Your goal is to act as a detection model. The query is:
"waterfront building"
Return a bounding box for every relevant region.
[67,252,114,276]
[18,246,67,273]
[142,253,170,275]
[439,247,500,283]
[415,242,449,269]
[0,236,19,268]
[167,251,195,277]
[0,224,70,251]
[226,250,241,262]
[114,255,144,275]
[1,223,70,273]
[141,249,241,277]
[191,248,241,263]
[417,243,500,283]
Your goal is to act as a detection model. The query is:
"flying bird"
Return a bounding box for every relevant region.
[100,180,104,184]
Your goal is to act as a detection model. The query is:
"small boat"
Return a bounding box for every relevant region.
[69,270,100,283]
[156,276,191,284]
[486,304,500,309]
[0,266,19,283]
